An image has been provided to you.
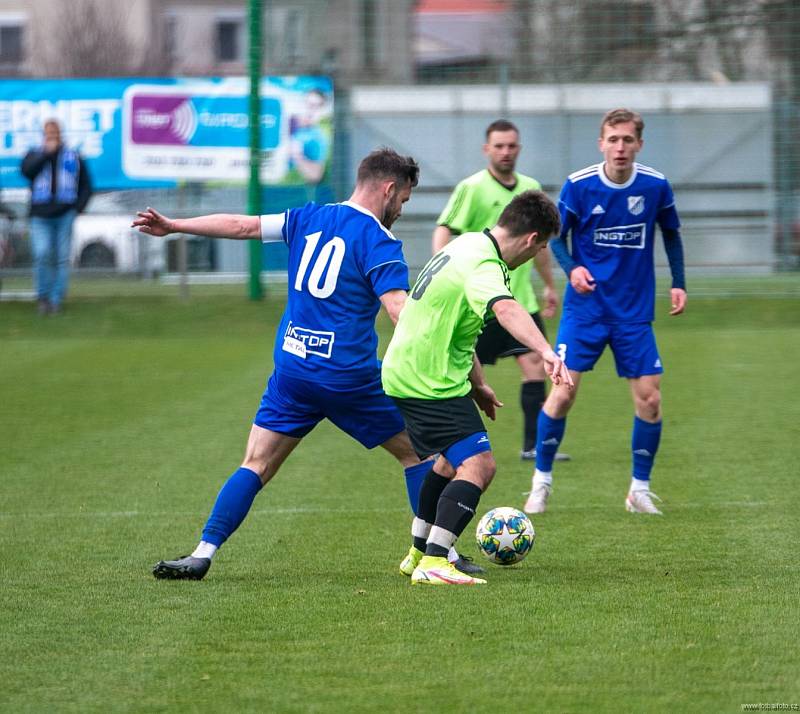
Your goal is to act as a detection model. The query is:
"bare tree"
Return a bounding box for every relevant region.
[33,0,167,77]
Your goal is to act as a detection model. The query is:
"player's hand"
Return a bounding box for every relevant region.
[470,383,503,421]
[540,284,558,318]
[541,348,574,389]
[669,288,687,316]
[569,266,596,294]
[132,207,174,237]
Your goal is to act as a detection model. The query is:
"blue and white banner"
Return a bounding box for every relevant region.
[0,76,333,190]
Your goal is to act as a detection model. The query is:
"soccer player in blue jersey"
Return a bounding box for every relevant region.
[134,148,480,579]
[524,109,687,516]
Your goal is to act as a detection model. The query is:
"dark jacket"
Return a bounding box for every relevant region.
[21,147,92,219]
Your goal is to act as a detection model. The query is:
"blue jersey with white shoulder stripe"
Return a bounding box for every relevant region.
[559,162,680,323]
[269,201,409,385]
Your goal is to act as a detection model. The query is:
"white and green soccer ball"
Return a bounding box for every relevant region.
[475,507,535,565]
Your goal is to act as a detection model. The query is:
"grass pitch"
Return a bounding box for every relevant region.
[1,277,799,713]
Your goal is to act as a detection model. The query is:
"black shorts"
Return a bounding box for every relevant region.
[391,395,486,460]
[475,311,546,365]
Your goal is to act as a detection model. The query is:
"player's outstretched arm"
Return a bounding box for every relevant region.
[132,207,261,240]
[493,298,573,388]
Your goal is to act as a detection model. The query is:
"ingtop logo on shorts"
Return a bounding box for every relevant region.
[283,322,335,359]
[593,223,646,249]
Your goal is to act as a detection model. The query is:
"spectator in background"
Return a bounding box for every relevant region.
[0,177,14,220]
[21,119,92,315]
[0,180,15,286]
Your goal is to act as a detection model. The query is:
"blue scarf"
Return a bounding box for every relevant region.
[31,149,80,205]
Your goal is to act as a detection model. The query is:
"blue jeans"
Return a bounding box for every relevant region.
[29,210,76,306]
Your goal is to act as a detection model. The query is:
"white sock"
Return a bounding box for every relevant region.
[191,540,218,559]
[533,469,553,488]
[630,478,650,492]
[448,545,459,563]
[411,517,431,541]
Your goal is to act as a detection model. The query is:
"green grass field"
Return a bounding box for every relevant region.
[1,277,799,713]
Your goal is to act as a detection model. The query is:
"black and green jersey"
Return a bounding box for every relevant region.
[382,230,512,400]
[437,169,542,313]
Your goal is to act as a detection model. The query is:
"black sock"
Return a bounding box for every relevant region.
[415,470,450,551]
[426,480,483,557]
[521,380,546,451]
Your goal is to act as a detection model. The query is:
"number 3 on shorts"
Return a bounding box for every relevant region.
[557,343,567,361]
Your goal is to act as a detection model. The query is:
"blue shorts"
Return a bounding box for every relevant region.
[254,369,406,449]
[443,432,492,470]
[555,315,663,378]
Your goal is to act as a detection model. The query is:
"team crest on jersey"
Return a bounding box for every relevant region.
[628,195,645,216]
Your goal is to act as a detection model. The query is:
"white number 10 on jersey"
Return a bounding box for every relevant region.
[294,231,346,299]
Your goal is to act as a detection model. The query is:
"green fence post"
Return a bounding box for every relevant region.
[247,0,264,300]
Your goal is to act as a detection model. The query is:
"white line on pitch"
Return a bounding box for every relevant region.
[0,501,771,520]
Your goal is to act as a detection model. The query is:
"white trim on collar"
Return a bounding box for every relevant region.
[340,200,395,239]
[597,162,638,190]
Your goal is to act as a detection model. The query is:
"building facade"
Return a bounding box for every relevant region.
[0,0,414,85]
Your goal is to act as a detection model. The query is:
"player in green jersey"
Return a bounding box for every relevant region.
[433,119,570,463]
[383,190,573,586]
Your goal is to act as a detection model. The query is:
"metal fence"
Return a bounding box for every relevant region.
[0,0,797,298]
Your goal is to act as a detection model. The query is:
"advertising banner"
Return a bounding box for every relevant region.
[0,76,333,190]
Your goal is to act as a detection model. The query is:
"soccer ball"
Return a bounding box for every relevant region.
[475,507,535,565]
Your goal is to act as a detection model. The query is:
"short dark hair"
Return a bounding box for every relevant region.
[485,119,519,140]
[356,147,419,188]
[600,108,644,139]
[497,190,560,242]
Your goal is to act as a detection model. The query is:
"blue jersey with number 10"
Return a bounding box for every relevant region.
[559,162,681,323]
[271,200,409,386]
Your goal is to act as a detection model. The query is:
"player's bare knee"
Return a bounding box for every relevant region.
[240,457,271,484]
[397,453,422,468]
[482,457,497,489]
[635,389,661,421]
[465,452,497,490]
[544,385,574,417]
[634,387,661,422]
[381,431,422,468]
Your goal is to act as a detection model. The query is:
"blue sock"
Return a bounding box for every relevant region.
[201,467,263,547]
[535,411,567,472]
[632,417,662,481]
[404,462,432,516]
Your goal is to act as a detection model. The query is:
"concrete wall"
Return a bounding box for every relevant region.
[349,82,774,275]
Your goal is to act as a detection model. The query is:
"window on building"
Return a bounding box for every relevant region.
[215,16,245,63]
[0,22,24,65]
[163,14,177,67]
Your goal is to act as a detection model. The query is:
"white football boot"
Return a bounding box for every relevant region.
[523,480,552,514]
[625,489,663,515]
